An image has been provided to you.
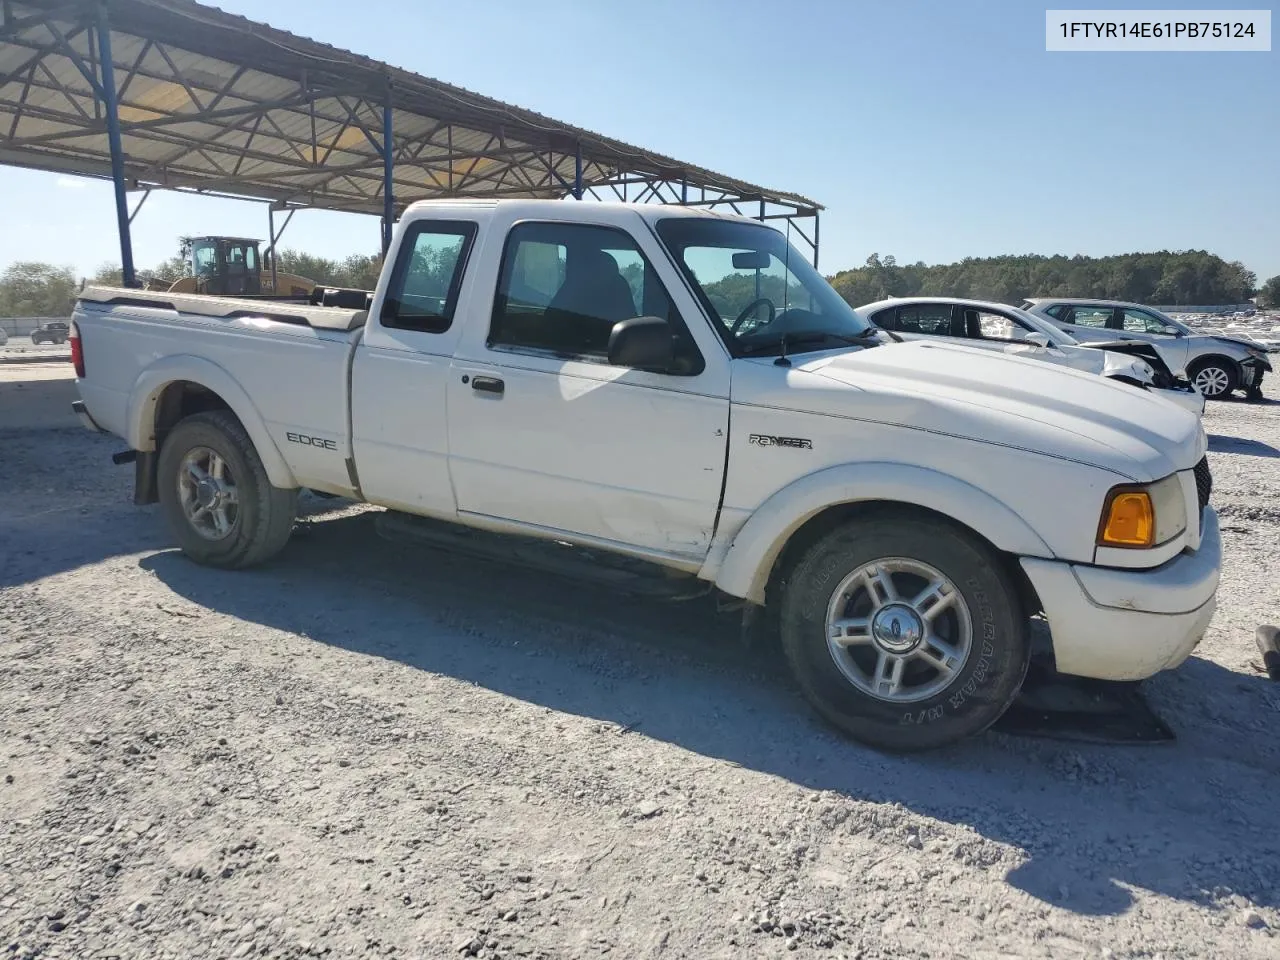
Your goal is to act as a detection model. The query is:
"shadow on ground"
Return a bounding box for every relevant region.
[141,508,1280,920]
[1208,433,1280,458]
[0,426,353,589]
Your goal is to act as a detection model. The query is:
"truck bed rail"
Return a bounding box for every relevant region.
[77,285,368,332]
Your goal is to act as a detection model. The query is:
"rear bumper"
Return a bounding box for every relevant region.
[71,399,104,433]
[1020,506,1221,681]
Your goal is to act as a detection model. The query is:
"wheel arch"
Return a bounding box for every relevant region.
[128,356,297,490]
[707,462,1053,607]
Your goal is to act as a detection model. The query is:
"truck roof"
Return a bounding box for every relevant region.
[400,197,761,226]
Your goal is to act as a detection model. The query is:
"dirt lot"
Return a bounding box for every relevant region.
[2,363,1279,960]
[0,338,69,364]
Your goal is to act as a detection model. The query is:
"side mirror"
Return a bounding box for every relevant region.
[1160,325,1183,337]
[1023,332,1051,347]
[608,316,674,371]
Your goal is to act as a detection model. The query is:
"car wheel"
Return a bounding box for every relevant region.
[157,410,298,568]
[779,508,1029,752]
[1188,358,1237,400]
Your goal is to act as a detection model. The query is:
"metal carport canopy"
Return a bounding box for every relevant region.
[0,0,823,284]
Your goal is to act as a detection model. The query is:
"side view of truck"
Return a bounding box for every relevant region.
[69,198,1222,751]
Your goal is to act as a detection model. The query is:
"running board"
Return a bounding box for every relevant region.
[373,511,711,601]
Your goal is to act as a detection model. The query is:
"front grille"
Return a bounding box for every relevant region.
[1194,455,1212,512]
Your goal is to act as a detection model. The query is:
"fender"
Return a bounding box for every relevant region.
[707,461,1054,604]
[127,354,298,490]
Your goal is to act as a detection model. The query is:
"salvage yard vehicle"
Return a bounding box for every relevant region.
[1022,297,1272,401]
[68,199,1221,752]
[30,320,70,345]
[855,296,1205,417]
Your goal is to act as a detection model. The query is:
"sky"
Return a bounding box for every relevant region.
[2,0,1277,283]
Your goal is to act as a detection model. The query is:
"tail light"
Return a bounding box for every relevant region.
[69,319,85,378]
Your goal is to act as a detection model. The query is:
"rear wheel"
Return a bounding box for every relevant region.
[779,510,1029,752]
[1188,358,1237,400]
[157,410,298,568]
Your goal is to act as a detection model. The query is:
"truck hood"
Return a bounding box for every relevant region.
[756,340,1205,482]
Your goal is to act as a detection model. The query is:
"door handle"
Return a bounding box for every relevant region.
[471,376,504,395]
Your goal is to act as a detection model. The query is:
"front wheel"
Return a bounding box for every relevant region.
[1188,358,1237,400]
[779,510,1029,752]
[157,410,298,568]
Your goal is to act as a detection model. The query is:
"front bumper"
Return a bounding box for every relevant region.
[1241,357,1269,392]
[1019,506,1221,681]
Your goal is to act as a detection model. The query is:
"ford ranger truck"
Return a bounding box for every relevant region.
[68,199,1222,752]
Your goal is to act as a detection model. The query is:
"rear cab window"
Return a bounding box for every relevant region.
[380,221,479,333]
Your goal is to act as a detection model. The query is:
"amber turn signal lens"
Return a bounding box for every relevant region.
[1098,491,1154,547]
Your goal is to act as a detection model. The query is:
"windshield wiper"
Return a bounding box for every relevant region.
[737,329,893,357]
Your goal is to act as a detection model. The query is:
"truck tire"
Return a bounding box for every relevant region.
[1187,357,1237,400]
[157,410,298,569]
[779,510,1028,752]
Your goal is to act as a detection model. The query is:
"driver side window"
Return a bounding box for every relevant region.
[488,222,703,373]
[1122,309,1171,334]
[970,309,1036,342]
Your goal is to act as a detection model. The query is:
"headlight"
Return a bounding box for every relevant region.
[1097,474,1187,548]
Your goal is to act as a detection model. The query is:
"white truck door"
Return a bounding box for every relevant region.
[446,216,730,562]
[350,218,484,517]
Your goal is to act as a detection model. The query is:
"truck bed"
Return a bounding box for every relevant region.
[73,285,364,498]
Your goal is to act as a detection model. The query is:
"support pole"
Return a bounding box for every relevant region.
[95,1,135,287]
[813,212,820,270]
[381,83,394,256]
[573,142,583,200]
[267,205,278,293]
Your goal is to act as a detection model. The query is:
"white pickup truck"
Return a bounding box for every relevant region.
[69,198,1222,751]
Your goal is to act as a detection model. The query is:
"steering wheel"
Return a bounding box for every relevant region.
[730,297,776,335]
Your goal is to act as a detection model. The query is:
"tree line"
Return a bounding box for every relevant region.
[2,246,1276,318]
[829,250,1260,308]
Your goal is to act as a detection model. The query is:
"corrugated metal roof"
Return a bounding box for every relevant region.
[0,0,821,218]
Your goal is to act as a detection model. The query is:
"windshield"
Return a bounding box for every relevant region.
[655,217,873,356]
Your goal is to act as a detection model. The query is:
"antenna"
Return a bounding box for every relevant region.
[774,333,791,367]
[782,218,792,315]
[774,219,793,366]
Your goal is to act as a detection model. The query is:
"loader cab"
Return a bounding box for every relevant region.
[189,236,263,295]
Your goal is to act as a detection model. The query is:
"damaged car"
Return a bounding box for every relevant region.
[855,297,1205,416]
[1022,297,1271,401]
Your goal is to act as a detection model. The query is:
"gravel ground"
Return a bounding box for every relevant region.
[2,368,1279,960]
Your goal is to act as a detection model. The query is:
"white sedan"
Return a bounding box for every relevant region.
[854,297,1205,416]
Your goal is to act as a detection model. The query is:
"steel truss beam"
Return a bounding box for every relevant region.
[1,0,821,265]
